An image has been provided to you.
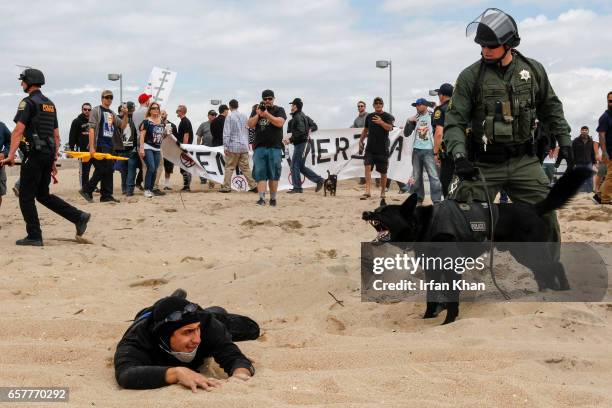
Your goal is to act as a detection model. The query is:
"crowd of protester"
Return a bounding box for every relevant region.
[1,89,609,207]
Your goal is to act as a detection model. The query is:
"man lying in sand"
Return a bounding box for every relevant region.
[114,289,258,391]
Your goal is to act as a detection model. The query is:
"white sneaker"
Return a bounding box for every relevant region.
[144,190,154,198]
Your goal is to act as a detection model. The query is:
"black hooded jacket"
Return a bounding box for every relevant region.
[68,113,90,151]
[114,310,254,389]
[287,111,317,144]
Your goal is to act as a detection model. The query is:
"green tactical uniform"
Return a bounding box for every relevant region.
[443,50,571,246]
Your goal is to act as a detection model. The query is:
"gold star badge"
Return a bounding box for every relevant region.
[519,69,531,81]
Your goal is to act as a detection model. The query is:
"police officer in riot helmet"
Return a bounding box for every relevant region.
[443,8,573,257]
[0,68,90,246]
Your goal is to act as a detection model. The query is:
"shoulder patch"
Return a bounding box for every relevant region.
[18,100,27,110]
[434,109,441,120]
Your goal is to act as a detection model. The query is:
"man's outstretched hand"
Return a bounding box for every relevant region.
[166,367,223,393]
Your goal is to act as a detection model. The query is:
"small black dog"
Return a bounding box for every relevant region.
[324,170,337,196]
[362,167,591,324]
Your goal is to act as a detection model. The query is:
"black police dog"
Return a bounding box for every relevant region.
[362,167,591,325]
[324,170,337,196]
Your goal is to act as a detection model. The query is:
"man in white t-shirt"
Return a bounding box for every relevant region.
[405,98,441,204]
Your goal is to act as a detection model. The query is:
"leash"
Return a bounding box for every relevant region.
[334,154,363,176]
[475,168,511,300]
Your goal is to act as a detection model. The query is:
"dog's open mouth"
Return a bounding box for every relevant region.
[368,220,390,242]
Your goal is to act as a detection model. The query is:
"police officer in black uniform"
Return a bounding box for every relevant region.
[431,83,454,197]
[1,68,90,246]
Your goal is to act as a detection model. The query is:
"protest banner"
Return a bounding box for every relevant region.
[163,128,413,191]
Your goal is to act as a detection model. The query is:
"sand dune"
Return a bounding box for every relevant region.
[1,164,610,407]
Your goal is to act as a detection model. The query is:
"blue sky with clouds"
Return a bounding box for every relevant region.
[0,0,610,143]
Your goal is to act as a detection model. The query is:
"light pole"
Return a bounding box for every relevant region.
[107,73,123,105]
[375,60,392,114]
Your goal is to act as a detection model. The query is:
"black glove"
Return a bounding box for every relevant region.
[454,156,478,180]
[555,146,574,169]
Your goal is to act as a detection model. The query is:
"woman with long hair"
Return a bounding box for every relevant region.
[139,102,165,198]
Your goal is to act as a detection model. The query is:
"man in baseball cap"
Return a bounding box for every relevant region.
[431,83,455,196]
[411,97,432,107]
[432,83,454,98]
[405,97,442,204]
[138,93,152,105]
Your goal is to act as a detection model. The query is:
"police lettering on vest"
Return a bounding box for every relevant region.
[17,91,57,156]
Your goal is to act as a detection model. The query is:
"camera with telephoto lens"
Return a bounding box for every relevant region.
[258,101,267,112]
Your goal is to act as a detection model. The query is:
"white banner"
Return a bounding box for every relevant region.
[144,67,177,106]
[162,128,414,191]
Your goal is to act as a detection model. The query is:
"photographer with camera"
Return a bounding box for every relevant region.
[247,89,286,206]
[118,102,140,196]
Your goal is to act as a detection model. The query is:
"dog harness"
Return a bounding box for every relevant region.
[426,200,499,242]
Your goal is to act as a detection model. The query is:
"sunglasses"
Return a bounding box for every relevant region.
[150,106,160,110]
[82,108,91,111]
[152,303,198,332]
[263,97,274,101]
[102,95,113,100]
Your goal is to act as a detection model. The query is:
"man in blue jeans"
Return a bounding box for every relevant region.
[284,98,324,194]
[407,98,442,204]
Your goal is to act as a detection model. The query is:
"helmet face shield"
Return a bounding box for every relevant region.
[467,8,519,47]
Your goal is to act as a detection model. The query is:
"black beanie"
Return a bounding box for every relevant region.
[152,296,201,346]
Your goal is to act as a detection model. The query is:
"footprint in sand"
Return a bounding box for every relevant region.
[241,219,274,228]
[316,249,338,259]
[319,378,341,394]
[129,278,169,288]
[278,220,303,230]
[543,357,594,370]
[326,315,346,334]
[180,256,204,263]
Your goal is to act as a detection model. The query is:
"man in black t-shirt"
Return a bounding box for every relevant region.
[177,105,194,191]
[210,105,228,148]
[247,89,287,207]
[358,97,394,200]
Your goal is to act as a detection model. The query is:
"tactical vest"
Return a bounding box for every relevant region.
[471,52,539,146]
[426,200,498,242]
[21,93,56,155]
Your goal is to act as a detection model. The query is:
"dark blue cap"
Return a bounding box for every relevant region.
[411,98,429,107]
[434,83,454,97]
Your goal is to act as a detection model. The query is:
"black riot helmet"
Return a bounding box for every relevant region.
[467,8,520,48]
[19,68,45,89]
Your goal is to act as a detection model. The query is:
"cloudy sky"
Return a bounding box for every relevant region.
[0,0,610,143]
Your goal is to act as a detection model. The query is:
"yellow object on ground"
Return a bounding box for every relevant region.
[65,151,128,162]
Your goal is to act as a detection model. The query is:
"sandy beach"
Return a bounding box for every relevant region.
[1,163,611,408]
